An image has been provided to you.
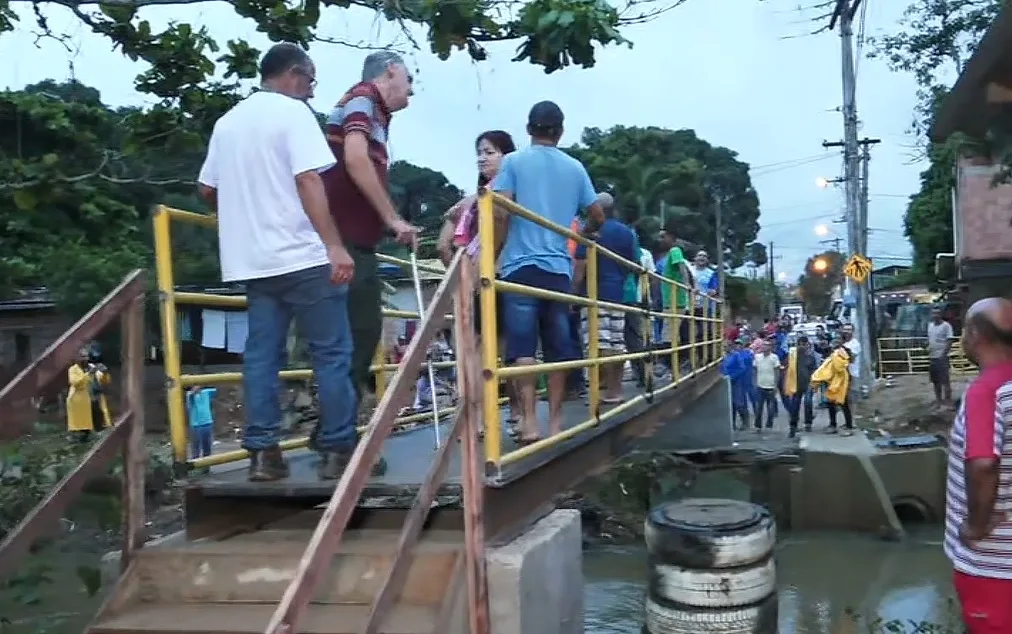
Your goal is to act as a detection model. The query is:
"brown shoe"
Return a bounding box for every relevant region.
[248,446,290,482]
[318,449,388,480]
[318,450,352,480]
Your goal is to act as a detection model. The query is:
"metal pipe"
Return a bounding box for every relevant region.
[410,249,443,449]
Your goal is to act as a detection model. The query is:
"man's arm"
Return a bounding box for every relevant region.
[576,166,604,232]
[197,131,219,211]
[490,155,517,260]
[344,132,400,226]
[573,244,588,292]
[962,381,1003,542]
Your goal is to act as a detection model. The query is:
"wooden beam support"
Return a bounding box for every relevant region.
[120,296,147,570]
[0,414,129,581]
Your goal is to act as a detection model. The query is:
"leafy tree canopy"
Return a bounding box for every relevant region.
[0,79,463,316]
[868,0,1001,284]
[797,250,844,316]
[384,160,463,260]
[1,0,685,138]
[565,125,763,269]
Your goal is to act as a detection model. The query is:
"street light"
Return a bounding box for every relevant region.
[816,176,830,189]
[812,258,828,273]
[814,224,830,237]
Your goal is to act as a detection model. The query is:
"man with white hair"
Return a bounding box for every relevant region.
[318,51,421,478]
[574,191,637,404]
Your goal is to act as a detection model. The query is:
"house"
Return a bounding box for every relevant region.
[870,264,910,290]
[0,289,69,382]
[931,6,1012,300]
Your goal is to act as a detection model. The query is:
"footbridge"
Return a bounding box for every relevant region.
[0,190,729,634]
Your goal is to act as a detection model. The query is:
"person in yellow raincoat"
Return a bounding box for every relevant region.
[67,347,112,442]
[810,335,854,435]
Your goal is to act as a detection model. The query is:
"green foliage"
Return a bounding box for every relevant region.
[868,0,1001,139]
[868,1,1000,285]
[798,250,844,315]
[0,0,681,122]
[904,140,957,278]
[386,160,463,260]
[724,275,777,317]
[566,126,762,269]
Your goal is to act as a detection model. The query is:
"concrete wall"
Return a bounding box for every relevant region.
[956,156,1012,262]
[487,509,583,634]
[788,446,946,533]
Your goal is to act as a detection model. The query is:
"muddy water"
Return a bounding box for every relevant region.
[584,527,957,633]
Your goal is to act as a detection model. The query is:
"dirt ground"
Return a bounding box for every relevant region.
[854,372,970,437]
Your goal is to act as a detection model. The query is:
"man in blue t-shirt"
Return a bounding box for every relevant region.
[492,100,605,443]
[574,194,637,403]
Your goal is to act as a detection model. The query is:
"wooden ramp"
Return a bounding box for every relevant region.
[87,526,467,634]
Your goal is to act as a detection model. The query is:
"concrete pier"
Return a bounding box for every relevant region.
[488,509,584,634]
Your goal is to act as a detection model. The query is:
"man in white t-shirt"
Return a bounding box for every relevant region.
[197,43,358,482]
[753,338,781,430]
[927,307,954,404]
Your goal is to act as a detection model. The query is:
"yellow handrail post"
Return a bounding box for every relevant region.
[373,343,387,401]
[640,271,652,380]
[688,291,697,374]
[670,280,680,384]
[716,302,723,365]
[586,244,600,414]
[477,191,501,470]
[153,206,188,468]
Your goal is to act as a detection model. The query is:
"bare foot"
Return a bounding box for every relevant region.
[548,418,563,437]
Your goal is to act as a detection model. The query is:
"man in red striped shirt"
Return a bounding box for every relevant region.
[944,297,1012,634]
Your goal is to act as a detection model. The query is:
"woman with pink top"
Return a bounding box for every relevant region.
[436,130,520,436]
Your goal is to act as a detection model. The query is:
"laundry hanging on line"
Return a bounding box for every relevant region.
[201,310,227,350]
[226,311,249,354]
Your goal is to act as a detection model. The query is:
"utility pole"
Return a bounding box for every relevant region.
[858,136,881,373]
[827,0,872,390]
[820,236,843,253]
[765,241,773,313]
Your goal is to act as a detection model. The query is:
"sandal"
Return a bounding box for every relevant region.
[518,436,543,447]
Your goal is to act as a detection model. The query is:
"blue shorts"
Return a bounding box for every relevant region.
[501,265,577,364]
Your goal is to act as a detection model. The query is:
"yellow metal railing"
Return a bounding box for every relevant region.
[876,336,974,376]
[153,205,458,470]
[476,190,724,472]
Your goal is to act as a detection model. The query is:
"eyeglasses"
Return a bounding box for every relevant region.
[292,66,317,88]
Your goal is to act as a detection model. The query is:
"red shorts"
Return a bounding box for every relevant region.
[953,570,1012,634]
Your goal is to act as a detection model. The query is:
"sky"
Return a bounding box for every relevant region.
[0,0,930,281]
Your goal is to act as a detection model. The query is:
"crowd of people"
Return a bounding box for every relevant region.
[186,39,1012,634]
[196,43,722,482]
[720,315,863,438]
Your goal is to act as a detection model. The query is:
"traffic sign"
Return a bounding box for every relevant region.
[843,254,872,284]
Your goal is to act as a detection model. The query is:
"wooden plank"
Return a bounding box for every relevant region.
[121,296,147,570]
[0,414,128,580]
[363,373,468,629]
[263,250,464,634]
[456,261,491,634]
[0,269,146,431]
[433,554,466,634]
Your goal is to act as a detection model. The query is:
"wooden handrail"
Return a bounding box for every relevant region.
[264,251,466,634]
[0,270,147,580]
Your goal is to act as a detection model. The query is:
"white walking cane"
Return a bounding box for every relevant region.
[409,248,443,449]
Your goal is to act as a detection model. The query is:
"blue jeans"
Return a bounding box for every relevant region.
[755,388,777,428]
[785,389,814,429]
[190,425,213,458]
[501,265,577,363]
[243,265,357,452]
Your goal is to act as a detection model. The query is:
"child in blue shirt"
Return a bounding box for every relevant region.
[186,386,216,459]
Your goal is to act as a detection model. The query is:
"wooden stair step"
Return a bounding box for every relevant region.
[89,603,439,634]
